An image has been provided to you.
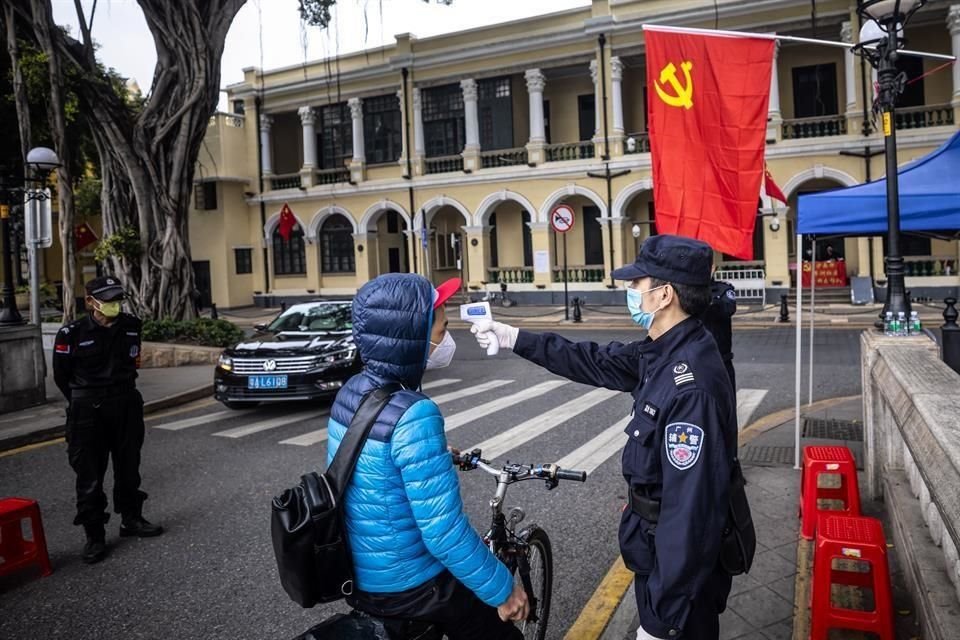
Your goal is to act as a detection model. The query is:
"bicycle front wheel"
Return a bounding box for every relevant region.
[516,526,553,640]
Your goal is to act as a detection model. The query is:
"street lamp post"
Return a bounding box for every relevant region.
[852,0,927,327]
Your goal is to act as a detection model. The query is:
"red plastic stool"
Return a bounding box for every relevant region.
[0,497,53,579]
[800,445,861,540]
[811,515,894,640]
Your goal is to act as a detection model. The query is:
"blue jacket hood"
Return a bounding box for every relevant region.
[352,273,434,389]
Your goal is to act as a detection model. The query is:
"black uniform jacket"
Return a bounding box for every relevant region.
[513,317,737,637]
[53,313,142,402]
[700,281,736,361]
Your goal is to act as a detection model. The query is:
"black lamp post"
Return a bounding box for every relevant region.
[0,147,61,326]
[852,0,927,327]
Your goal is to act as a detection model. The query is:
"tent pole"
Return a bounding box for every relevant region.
[795,234,803,470]
[808,239,816,407]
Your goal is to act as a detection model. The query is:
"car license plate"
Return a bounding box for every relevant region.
[247,375,288,390]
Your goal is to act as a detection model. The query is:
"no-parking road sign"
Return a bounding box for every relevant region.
[550,204,575,233]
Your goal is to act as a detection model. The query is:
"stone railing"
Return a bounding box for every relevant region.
[313,167,350,186]
[781,115,847,140]
[904,255,958,277]
[552,265,606,283]
[269,173,302,190]
[545,141,595,162]
[480,148,529,169]
[861,331,960,640]
[140,342,222,368]
[624,132,651,154]
[424,155,464,175]
[488,266,534,284]
[895,103,955,130]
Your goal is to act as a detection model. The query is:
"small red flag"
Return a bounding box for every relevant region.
[646,28,774,259]
[74,222,99,251]
[764,164,787,204]
[278,203,297,242]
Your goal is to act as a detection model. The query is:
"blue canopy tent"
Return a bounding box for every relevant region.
[785,131,960,468]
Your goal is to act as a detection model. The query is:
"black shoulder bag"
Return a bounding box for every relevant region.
[270,384,400,608]
[719,458,757,576]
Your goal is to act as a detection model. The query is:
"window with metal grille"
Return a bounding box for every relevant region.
[232,99,245,115]
[320,215,355,273]
[319,103,352,170]
[423,84,465,157]
[273,226,306,275]
[792,64,838,118]
[234,248,253,274]
[479,77,513,150]
[364,95,402,164]
[194,182,217,210]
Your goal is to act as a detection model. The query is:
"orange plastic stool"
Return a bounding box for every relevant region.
[800,445,861,540]
[0,497,53,579]
[811,515,894,640]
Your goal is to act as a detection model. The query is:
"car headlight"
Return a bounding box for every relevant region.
[320,346,357,365]
[218,354,233,372]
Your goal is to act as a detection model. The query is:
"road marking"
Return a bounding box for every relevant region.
[421,378,460,390]
[279,426,329,447]
[562,555,634,640]
[443,380,568,433]
[153,410,235,431]
[737,388,769,431]
[213,409,323,438]
[0,437,65,459]
[146,397,218,421]
[467,388,619,460]
[432,379,513,405]
[555,416,631,474]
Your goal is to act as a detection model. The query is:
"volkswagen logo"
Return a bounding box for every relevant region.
[262,359,277,372]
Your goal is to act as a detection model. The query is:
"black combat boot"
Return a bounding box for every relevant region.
[119,514,164,537]
[82,524,107,564]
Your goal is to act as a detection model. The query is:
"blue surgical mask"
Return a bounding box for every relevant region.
[626,286,666,330]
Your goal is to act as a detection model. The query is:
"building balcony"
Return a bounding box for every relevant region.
[545,141,595,162]
[895,103,955,130]
[782,115,848,140]
[313,167,351,185]
[553,265,606,283]
[488,266,534,284]
[269,173,302,190]
[624,132,651,154]
[425,155,465,175]
[481,148,529,169]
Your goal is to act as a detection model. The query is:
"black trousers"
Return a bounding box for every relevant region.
[634,570,731,640]
[66,389,148,527]
[350,570,523,640]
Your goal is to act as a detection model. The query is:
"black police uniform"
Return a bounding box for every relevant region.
[52,279,149,533]
[700,280,737,390]
[511,236,738,639]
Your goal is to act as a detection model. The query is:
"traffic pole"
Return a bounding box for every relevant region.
[563,233,569,321]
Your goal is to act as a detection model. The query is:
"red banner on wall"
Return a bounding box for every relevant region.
[801,261,848,288]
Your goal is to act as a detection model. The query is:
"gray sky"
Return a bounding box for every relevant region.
[52,0,589,109]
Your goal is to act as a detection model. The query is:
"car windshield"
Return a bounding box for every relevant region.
[266,302,353,333]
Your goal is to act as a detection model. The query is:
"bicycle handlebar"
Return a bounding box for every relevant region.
[556,468,588,482]
[454,449,588,484]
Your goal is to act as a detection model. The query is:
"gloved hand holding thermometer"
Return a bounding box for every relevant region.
[462,304,519,354]
[460,302,500,355]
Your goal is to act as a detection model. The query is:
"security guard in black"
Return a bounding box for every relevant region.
[700,280,737,390]
[53,276,163,564]
[472,235,738,639]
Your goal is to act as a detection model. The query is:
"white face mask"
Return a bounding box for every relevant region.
[426,331,456,370]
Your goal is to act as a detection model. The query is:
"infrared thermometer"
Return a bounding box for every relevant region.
[460,301,499,356]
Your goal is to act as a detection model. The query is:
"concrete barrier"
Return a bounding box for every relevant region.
[139,342,221,368]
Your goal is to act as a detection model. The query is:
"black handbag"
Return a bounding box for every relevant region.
[718,459,757,576]
[271,384,399,608]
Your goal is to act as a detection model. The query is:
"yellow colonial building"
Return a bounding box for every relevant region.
[188,0,960,309]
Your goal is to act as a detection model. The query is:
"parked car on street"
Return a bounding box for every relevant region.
[214,301,361,409]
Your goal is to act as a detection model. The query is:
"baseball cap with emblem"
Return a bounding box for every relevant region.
[85,276,126,301]
[611,234,713,286]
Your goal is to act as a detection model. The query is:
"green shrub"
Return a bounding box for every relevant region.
[142,317,244,348]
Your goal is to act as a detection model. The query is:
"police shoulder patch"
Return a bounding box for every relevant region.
[725,288,736,300]
[672,361,695,386]
[665,423,705,470]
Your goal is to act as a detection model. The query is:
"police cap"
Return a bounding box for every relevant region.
[85,276,126,301]
[611,234,712,286]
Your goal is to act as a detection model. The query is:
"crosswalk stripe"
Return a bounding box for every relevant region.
[279,427,329,447]
[422,378,461,390]
[468,387,620,460]
[153,410,234,431]
[443,380,568,433]
[555,416,631,474]
[432,379,513,405]
[213,409,322,438]
[736,389,768,430]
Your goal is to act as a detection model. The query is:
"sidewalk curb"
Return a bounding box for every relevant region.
[0,384,213,454]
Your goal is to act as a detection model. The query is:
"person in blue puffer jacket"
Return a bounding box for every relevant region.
[326,273,527,639]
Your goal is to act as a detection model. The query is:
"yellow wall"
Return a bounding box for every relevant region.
[544,74,595,143]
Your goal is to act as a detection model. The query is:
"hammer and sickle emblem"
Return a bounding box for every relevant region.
[655,61,694,110]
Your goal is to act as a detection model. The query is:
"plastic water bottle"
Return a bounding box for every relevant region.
[897,312,908,337]
[884,312,894,336]
[910,311,922,336]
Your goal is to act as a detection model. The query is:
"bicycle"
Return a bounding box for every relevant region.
[469,281,516,307]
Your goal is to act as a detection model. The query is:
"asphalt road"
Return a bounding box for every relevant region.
[0,326,864,640]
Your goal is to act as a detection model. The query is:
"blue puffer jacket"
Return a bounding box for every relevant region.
[326,273,513,608]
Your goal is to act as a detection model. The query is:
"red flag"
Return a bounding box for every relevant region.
[645,28,774,259]
[278,203,297,242]
[74,222,99,251]
[764,163,787,204]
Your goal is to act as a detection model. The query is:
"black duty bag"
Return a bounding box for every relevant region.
[719,460,757,576]
[271,384,399,607]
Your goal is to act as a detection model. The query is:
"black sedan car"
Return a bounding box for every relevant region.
[214,300,361,408]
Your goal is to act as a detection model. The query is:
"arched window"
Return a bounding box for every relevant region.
[272,225,306,275]
[320,215,355,273]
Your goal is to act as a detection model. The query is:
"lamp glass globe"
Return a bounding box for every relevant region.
[26,147,61,172]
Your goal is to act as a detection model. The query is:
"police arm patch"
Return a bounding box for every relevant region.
[665,422,704,470]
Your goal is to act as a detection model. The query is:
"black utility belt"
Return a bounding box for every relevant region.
[71,383,137,400]
[628,486,661,523]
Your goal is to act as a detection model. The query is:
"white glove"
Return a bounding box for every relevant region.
[636,625,667,640]
[470,320,519,352]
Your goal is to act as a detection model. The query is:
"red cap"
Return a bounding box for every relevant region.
[433,277,461,309]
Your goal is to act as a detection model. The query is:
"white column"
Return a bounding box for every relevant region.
[841,22,857,113]
[768,40,781,118]
[611,57,625,135]
[461,79,480,151]
[412,88,425,158]
[298,107,316,169]
[397,88,407,166]
[525,69,546,143]
[949,6,960,103]
[259,114,274,175]
[348,98,365,163]
[589,59,601,138]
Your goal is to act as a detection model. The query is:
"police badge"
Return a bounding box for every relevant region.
[665,422,704,470]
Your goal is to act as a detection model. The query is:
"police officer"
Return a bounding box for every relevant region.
[53,276,163,564]
[473,235,739,639]
[701,278,737,390]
